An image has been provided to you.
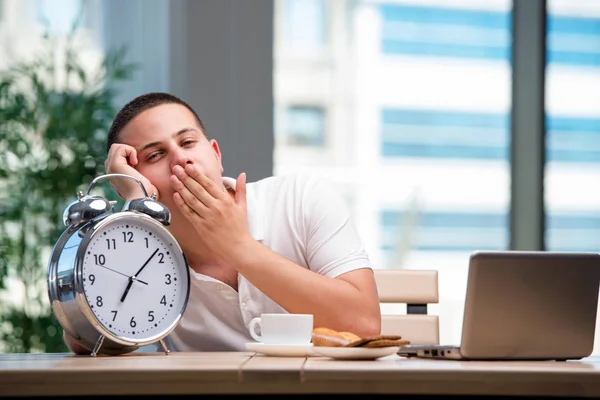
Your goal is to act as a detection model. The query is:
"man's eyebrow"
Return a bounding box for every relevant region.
[138,127,198,152]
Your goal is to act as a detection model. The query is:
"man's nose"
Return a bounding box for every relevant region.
[172,150,193,170]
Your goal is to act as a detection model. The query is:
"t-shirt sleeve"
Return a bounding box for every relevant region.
[298,174,372,278]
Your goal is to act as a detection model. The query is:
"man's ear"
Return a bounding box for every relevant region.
[210,139,224,172]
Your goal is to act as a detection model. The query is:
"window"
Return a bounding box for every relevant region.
[35,0,84,35]
[381,109,509,160]
[545,0,600,252]
[283,106,326,146]
[284,0,327,49]
[380,3,511,61]
[274,0,512,346]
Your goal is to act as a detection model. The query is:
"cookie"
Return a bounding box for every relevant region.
[312,327,362,347]
[346,334,404,347]
[362,339,411,348]
[338,331,362,342]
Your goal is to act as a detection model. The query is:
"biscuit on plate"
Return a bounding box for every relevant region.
[346,334,405,347]
[312,327,361,347]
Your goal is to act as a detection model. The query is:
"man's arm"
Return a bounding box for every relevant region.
[171,169,381,338]
[226,241,381,338]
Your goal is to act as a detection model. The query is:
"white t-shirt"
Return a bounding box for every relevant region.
[163,172,371,351]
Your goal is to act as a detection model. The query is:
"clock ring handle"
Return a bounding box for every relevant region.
[85,173,157,201]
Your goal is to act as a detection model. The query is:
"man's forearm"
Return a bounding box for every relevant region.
[227,240,381,337]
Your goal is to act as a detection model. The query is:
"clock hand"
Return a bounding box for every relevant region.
[120,278,134,303]
[132,248,159,278]
[131,276,149,285]
[121,249,159,303]
[96,264,148,285]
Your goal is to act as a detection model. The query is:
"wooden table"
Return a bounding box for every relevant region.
[1,351,599,398]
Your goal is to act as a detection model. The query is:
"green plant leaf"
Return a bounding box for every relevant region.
[0,28,136,353]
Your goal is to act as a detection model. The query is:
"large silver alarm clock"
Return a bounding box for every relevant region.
[47,173,191,356]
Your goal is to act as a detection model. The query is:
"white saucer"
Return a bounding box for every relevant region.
[313,346,400,360]
[245,342,316,357]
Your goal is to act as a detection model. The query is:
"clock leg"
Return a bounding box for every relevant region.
[90,335,105,357]
[158,339,170,355]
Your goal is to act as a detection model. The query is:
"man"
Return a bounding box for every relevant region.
[64,92,381,353]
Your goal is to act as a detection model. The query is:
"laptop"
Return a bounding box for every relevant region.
[398,250,600,361]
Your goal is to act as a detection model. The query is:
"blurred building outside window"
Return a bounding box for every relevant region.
[545,0,600,253]
[283,105,327,146]
[274,0,513,346]
[0,0,103,81]
[285,0,328,50]
[275,0,600,352]
[35,0,82,35]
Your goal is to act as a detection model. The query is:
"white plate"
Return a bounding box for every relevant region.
[313,346,400,360]
[245,342,316,357]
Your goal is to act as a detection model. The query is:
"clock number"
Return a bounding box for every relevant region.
[158,252,165,264]
[88,274,96,285]
[96,296,103,307]
[165,274,172,285]
[160,295,167,305]
[111,310,118,321]
[106,238,116,250]
[144,238,149,248]
[148,311,155,322]
[93,254,105,265]
[122,231,134,243]
[130,317,137,328]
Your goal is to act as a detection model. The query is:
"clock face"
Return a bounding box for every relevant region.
[80,213,190,343]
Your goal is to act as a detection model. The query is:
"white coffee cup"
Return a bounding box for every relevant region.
[248,313,313,345]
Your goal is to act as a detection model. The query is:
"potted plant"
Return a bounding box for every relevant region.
[0,30,136,352]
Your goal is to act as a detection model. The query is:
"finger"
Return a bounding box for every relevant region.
[127,147,138,167]
[108,144,132,169]
[105,148,116,172]
[172,192,204,221]
[117,145,138,167]
[184,164,228,201]
[236,172,247,206]
[170,173,210,215]
[172,165,218,206]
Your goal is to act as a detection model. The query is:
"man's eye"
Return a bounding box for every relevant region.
[182,140,195,147]
[147,152,162,161]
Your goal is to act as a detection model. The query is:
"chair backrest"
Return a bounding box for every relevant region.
[373,269,440,345]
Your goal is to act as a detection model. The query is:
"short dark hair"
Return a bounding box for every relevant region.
[106,92,207,154]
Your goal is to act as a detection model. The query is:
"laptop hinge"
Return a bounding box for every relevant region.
[407,304,427,314]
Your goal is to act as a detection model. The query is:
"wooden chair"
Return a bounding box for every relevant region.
[373,269,440,345]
